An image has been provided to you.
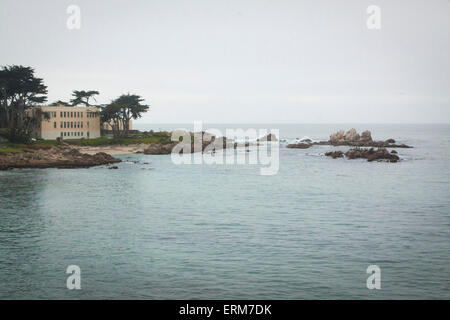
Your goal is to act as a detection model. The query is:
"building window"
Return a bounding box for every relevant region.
[60,111,63,117]
[81,112,83,117]
[87,121,89,128]
[64,132,66,136]
[54,122,56,128]
[81,122,83,128]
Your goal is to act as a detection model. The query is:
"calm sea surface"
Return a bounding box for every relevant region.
[0,124,449,299]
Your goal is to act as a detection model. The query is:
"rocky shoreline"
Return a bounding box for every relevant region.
[0,132,275,170]
[0,128,413,169]
[0,144,121,170]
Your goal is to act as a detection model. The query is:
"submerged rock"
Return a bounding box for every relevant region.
[287,143,312,149]
[325,150,344,159]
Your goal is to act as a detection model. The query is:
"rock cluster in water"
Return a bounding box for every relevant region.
[326,147,400,163]
[287,129,412,149]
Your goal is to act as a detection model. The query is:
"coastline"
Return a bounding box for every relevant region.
[0,128,415,170]
[0,145,121,170]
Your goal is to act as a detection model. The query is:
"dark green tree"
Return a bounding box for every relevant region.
[100,102,122,137]
[101,94,149,137]
[0,65,48,142]
[70,90,99,106]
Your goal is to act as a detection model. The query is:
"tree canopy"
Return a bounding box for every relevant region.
[70,90,99,106]
[0,65,48,142]
[49,100,71,106]
[101,94,149,137]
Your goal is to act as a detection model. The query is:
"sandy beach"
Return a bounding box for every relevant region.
[74,144,148,155]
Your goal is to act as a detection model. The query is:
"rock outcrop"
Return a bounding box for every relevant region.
[257,133,278,142]
[360,130,373,142]
[343,128,360,142]
[324,147,400,163]
[329,130,345,143]
[325,150,344,159]
[286,143,312,149]
[143,143,176,155]
[327,129,411,148]
[0,146,121,170]
[330,128,361,143]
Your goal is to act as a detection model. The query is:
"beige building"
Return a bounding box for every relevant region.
[32,105,101,140]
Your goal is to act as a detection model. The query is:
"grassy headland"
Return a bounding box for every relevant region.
[0,131,173,154]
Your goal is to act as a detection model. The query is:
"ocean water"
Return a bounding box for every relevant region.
[0,124,449,299]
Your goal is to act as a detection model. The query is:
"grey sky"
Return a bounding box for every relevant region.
[1,0,449,123]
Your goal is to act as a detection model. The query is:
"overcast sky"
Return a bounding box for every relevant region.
[1,0,449,123]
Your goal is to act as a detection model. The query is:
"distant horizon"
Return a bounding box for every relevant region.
[133,121,450,125]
